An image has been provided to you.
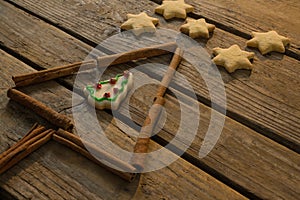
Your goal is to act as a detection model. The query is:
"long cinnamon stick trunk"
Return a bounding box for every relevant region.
[132,48,184,170]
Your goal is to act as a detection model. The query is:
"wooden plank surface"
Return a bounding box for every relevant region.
[0,50,245,199]
[184,0,300,57]
[0,3,246,199]
[0,1,94,68]
[0,0,293,196]
[6,0,300,152]
[73,53,300,199]
[0,49,139,200]
[123,83,300,199]
[99,27,300,152]
[149,0,300,59]
[8,0,300,59]
[6,0,159,45]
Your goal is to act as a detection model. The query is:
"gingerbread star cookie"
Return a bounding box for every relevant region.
[121,12,159,36]
[155,0,194,20]
[212,45,255,73]
[180,18,215,39]
[246,31,290,55]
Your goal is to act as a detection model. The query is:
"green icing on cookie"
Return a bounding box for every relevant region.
[85,74,129,102]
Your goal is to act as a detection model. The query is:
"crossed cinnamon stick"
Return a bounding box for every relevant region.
[0,124,54,174]
[12,42,177,87]
[132,48,184,170]
[5,42,183,181]
[53,129,136,181]
[0,124,136,182]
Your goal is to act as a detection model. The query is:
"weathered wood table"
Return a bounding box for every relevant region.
[0,0,299,199]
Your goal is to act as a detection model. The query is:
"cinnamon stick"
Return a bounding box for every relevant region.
[13,60,96,87]
[12,42,177,87]
[0,129,53,169]
[53,131,136,182]
[97,42,177,68]
[0,130,54,175]
[132,48,184,170]
[0,124,45,160]
[55,129,136,172]
[7,89,73,131]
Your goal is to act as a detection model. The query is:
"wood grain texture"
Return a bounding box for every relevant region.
[187,0,300,44]
[66,60,300,199]
[124,82,300,200]
[0,50,113,200]
[99,18,300,152]
[7,0,159,45]
[153,0,300,58]
[0,17,244,200]
[6,0,300,151]
[0,1,94,68]
[0,0,297,197]
[8,0,300,59]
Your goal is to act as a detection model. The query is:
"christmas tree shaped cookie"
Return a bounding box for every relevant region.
[84,71,134,110]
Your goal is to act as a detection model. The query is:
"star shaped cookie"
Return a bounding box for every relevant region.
[212,45,255,73]
[246,31,290,55]
[120,12,159,36]
[180,18,215,39]
[155,0,194,20]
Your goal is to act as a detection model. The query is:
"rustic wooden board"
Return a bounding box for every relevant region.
[0,6,246,200]
[0,50,139,200]
[0,1,298,198]
[99,22,300,152]
[61,57,300,199]
[186,0,300,43]
[6,0,159,45]
[188,0,300,55]
[6,0,300,152]
[0,1,94,68]
[122,83,300,199]
[151,0,300,59]
[8,0,300,59]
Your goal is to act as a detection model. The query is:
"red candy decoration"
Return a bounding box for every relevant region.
[113,87,119,94]
[104,92,111,98]
[110,78,117,84]
[95,83,102,89]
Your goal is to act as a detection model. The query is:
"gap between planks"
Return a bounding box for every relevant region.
[0,2,298,198]
[0,47,246,199]
[2,0,299,154]
[5,0,300,61]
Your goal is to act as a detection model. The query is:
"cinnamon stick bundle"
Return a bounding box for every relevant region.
[0,123,45,160]
[7,89,73,131]
[0,125,54,175]
[53,129,136,182]
[12,42,177,87]
[132,48,184,170]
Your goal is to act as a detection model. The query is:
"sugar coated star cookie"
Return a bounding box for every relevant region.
[155,0,194,20]
[84,71,133,110]
[246,30,290,55]
[212,45,255,73]
[121,12,159,36]
[180,18,215,39]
